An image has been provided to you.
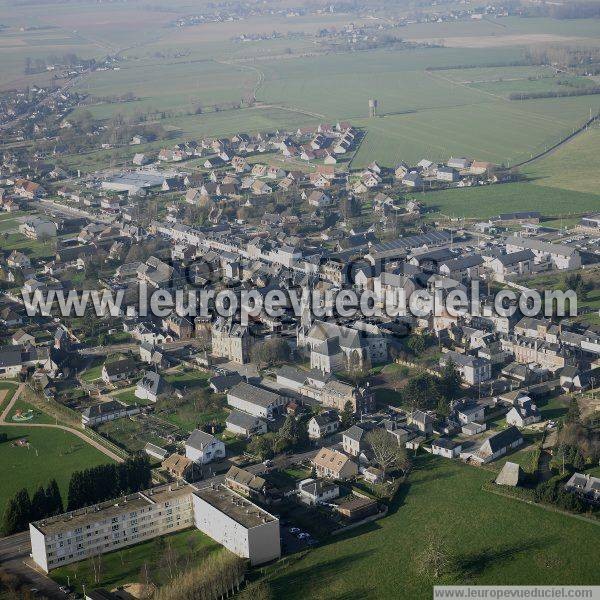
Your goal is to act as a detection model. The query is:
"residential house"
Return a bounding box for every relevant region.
[440,351,491,385]
[225,466,267,499]
[468,426,524,464]
[162,454,197,480]
[19,217,56,239]
[81,400,140,427]
[135,370,172,403]
[312,448,358,480]
[431,437,462,458]
[308,410,340,439]
[185,429,226,464]
[506,396,541,427]
[211,318,251,364]
[101,358,137,384]
[297,478,339,505]
[225,409,268,437]
[564,473,600,505]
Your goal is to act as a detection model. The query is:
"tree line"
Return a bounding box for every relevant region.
[509,87,600,101]
[2,480,63,535]
[67,454,152,511]
[153,550,246,600]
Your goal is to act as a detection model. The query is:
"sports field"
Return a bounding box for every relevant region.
[266,456,600,599]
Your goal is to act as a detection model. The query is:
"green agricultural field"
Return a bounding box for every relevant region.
[75,58,257,118]
[51,528,221,595]
[352,94,600,167]
[0,425,114,510]
[415,182,600,220]
[525,126,600,195]
[266,456,600,599]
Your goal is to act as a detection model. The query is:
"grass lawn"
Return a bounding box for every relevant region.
[164,368,210,391]
[538,396,570,422]
[0,425,114,509]
[375,387,404,408]
[79,363,103,382]
[0,231,57,260]
[51,528,221,595]
[158,398,227,433]
[517,267,600,316]
[266,456,600,598]
[112,387,146,406]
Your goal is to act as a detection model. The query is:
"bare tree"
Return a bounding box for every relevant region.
[89,552,103,584]
[366,428,409,476]
[416,531,453,580]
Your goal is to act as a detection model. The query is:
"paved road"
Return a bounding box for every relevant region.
[0,531,66,599]
[0,384,124,463]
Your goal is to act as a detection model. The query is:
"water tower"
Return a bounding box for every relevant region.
[368,98,378,118]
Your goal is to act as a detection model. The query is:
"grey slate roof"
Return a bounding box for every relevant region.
[186,429,218,450]
[229,382,282,408]
[226,409,266,430]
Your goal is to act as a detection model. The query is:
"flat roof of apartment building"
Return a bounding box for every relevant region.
[194,484,277,529]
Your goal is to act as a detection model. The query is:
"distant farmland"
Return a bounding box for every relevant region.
[415,182,600,220]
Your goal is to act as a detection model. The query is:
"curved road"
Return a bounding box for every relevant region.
[0,384,124,463]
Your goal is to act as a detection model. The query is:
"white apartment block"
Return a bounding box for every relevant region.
[30,483,281,573]
[30,484,194,573]
[193,485,280,566]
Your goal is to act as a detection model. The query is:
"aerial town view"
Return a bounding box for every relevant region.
[1,0,600,598]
